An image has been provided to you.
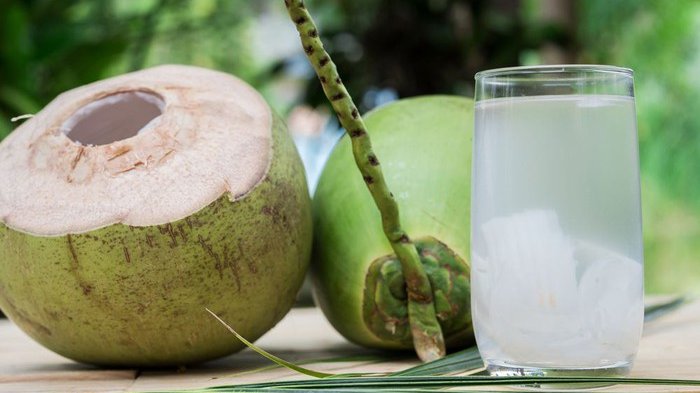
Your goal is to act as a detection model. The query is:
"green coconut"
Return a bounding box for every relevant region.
[284,0,471,360]
[0,65,312,366]
[312,96,473,350]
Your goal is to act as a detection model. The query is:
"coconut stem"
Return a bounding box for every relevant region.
[284,0,445,362]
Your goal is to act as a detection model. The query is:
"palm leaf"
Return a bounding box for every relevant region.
[206,309,334,379]
[644,296,686,322]
[219,354,389,380]
[202,375,700,391]
[209,296,685,377]
[196,297,691,392]
[390,346,483,376]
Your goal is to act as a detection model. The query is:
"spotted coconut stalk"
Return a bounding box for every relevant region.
[284,0,445,361]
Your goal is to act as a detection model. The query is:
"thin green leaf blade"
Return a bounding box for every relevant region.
[644,296,687,322]
[191,297,693,392]
[219,354,388,380]
[206,308,334,379]
[390,346,483,376]
[213,375,700,391]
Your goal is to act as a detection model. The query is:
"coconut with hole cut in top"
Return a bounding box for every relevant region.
[0,65,312,366]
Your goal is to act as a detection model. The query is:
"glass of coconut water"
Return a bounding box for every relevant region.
[471,65,644,378]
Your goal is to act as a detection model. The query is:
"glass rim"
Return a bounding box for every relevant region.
[474,64,633,80]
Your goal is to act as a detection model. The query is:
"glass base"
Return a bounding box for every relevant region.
[486,360,632,390]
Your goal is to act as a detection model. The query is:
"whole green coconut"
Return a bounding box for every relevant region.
[0,65,312,366]
[312,96,473,350]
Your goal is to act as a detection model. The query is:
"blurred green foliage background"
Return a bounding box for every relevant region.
[0,0,698,294]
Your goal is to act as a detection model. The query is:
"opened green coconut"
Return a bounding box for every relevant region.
[0,65,312,366]
[312,96,473,351]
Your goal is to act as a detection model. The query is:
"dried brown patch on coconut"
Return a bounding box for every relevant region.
[0,65,273,236]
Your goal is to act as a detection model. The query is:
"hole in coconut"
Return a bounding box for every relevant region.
[63,91,164,146]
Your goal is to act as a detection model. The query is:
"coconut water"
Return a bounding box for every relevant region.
[471,95,644,370]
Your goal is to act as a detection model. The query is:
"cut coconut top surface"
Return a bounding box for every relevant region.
[0,65,272,236]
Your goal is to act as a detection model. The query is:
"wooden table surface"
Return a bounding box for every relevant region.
[0,298,699,393]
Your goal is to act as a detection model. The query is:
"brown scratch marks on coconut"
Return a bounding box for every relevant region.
[177,223,188,243]
[235,238,257,274]
[145,234,155,248]
[112,160,145,175]
[107,145,132,161]
[158,149,175,163]
[261,204,291,233]
[198,235,223,279]
[260,206,278,223]
[123,246,131,264]
[66,234,80,270]
[12,307,52,337]
[159,224,178,248]
[80,283,93,295]
[66,148,91,184]
[247,261,258,274]
[232,191,249,200]
[70,147,85,170]
[184,216,204,229]
[222,244,241,291]
[44,308,60,321]
[208,198,224,215]
[115,166,137,174]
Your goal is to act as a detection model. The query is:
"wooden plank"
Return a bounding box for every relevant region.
[131,307,413,392]
[0,300,699,392]
[0,317,137,392]
[630,298,700,378]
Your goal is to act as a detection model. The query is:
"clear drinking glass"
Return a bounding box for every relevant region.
[471,65,644,378]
